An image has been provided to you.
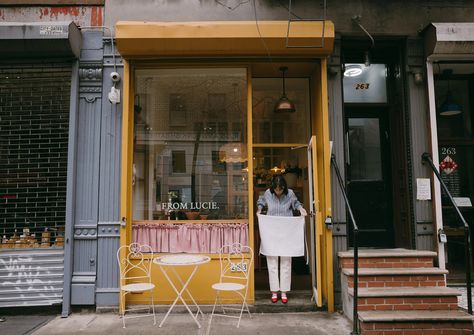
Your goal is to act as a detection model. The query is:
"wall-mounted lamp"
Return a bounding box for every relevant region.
[409,67,424,85]
[352,15,374,68]
[413,71,423,85]
[363,50,371,67]
[327,65,339,76]
[344,64,363,77]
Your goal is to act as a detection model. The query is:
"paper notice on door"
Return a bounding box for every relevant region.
[417,178,431,200]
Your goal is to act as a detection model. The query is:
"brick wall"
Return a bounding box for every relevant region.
[0,63,72,242]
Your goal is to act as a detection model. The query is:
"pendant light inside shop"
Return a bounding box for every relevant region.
[274,66,296,113]
[439,69,462,116]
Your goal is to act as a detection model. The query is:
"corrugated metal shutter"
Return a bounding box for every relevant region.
[0,249,64,307]
[0,62,70,308]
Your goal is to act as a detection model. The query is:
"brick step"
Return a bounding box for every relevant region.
[338,248,437,269]
[358,310,474,335]
[342,267,448,288]
[348,287,461,312]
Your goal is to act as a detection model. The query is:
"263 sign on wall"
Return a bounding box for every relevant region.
[439,147,458,175]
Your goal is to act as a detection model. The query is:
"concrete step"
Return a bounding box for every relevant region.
[349,287,461,312]
[338,248,437,259]
[342,267,447,288]
[342,267,448,276]
[338,248,437,269]
[109,291,323,315]
[358,310,474,335]
[349,286,462,298]
[254,290,322,313]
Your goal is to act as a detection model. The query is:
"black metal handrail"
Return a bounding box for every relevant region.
[331,154,359,335]
[422,152,472,315]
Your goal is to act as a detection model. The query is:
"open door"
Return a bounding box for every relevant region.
[307,135,323,307]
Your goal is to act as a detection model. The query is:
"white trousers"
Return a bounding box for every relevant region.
[266,256,292,292]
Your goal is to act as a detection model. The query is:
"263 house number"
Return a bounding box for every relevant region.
[355,83,370,90]
[441,147,456,155]
[230,261,248,272]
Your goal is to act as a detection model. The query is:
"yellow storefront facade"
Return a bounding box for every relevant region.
[116,20,336,312]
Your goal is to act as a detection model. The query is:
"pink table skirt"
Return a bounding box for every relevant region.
[132,223,249,253]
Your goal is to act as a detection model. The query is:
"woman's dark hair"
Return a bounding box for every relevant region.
[270,175,289,195]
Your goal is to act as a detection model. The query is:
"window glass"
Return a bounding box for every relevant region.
[348,118,382,180]
[252,78,310,143]
[434,64,474,276]
[171,151,186,174]
[343,64,387,103]
[435,79,472,138]
[434,69,474,214]
[133,68,248,221]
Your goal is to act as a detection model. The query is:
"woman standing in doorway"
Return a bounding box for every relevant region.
[256,175,307,304]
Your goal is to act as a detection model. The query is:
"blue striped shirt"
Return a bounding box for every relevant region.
[257,189,302,217]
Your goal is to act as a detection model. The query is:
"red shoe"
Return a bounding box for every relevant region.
[271,293,278,303]
[281,293,288,304]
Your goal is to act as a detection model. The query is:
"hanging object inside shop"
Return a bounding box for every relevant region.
[219,143,248,163]
[440,92,462,116]
[274,66,296,113]
[439,70,462,116]
[134,94,142,114]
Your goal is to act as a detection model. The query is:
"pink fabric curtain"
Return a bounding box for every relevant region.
[132,223,249,253]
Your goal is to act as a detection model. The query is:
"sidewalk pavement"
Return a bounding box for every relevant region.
[0,314,55,335]
[30,311,352,335]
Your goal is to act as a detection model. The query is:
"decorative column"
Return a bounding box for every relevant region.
[95,36,124,306]
[70,62,103,305]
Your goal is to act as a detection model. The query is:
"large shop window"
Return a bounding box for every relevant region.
[132,68,249,253]
[434,64,474,275]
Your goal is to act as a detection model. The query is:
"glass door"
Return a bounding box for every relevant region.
[343,62,394,247]
[346,108,394,247]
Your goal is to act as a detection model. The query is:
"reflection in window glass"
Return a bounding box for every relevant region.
[171,151,186,173]
[253,147,307,190]
[133,68,248,221]
[348,118,382,180]
[252,78,310,143]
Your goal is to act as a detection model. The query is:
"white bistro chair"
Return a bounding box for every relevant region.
[116,243,156,328]
[207,243,253,332]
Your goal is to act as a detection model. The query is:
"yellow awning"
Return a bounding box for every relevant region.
[115,20,334,58]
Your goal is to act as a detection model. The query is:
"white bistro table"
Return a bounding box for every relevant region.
[153,254,211,328]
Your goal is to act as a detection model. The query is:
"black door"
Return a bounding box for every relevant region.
[346,108,394,247]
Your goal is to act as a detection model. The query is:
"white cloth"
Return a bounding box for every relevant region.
[267,256,292,292]
[257,214,305,257]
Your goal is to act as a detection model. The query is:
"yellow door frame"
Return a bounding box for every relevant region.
[311,59,334,312]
